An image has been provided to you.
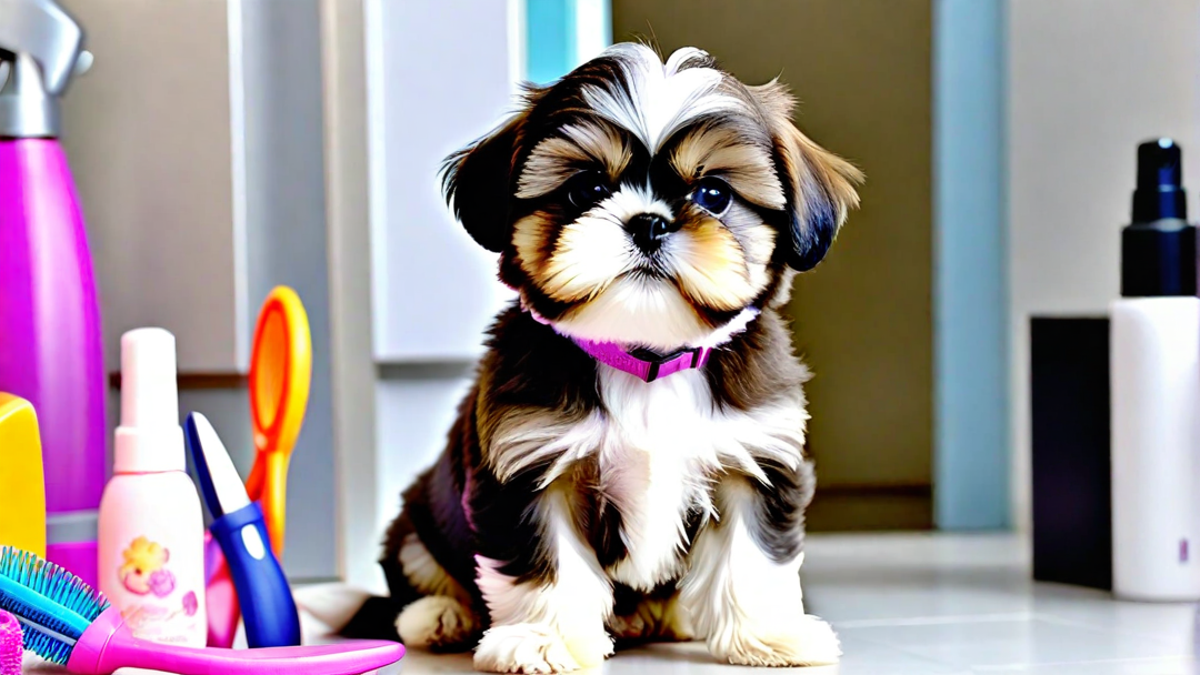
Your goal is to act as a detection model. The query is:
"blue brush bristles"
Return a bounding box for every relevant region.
[0,547,109,665]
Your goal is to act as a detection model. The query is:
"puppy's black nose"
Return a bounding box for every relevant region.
[626,213,678,252]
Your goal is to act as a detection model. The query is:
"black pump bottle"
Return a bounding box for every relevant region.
[1121,138,1197,297]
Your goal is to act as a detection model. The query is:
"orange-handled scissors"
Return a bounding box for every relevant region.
[244,285,311,557]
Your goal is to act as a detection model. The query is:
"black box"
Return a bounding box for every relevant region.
[1030,316,1111,590]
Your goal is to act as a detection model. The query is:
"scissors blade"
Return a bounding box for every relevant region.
[184,412,252,520]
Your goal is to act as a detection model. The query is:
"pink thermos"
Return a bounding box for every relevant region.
[0,0,105,586]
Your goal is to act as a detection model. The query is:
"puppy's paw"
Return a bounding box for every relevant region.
[473,624,581,674]
[396,595,480,651]
[607,597,694,643]
[607,611,651,642]
[710,614,841,667]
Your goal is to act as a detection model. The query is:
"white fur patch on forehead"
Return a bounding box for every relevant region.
[582,44,752,153]
[518,122,633,199]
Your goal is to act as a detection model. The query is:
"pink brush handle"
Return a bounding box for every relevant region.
[67,607,404,675]
[205,533,241,648]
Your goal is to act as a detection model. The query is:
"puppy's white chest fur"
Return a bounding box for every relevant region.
[594,365,811,592]
[597,368,723,590]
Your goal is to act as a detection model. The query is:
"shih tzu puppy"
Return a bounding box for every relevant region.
[372,43,862,672]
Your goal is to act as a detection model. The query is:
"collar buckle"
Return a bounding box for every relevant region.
[634,346,707,383]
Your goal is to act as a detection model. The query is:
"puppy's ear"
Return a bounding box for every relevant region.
[751,81,864,271]
[441,109,531,253]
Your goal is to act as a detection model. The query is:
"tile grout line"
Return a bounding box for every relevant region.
[833,612,1036,629]
[971,654,1197,672]
[1033,612,1199,653]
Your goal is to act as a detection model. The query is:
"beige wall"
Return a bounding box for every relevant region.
[61,0,243,372]
[612,0,934,529]
[1007,0,1200,532]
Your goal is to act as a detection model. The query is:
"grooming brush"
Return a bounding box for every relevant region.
[0,609,22,675]
[0,547,404,675]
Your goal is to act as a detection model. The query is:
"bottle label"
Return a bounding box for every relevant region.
[114,536,202,644]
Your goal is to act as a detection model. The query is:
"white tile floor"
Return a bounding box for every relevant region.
[389,533,1200,675]
[21,533,1200,674]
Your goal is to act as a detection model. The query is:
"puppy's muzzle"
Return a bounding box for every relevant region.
[626,213,679,254]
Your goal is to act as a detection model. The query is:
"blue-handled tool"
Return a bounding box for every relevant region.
[184,412,301,649]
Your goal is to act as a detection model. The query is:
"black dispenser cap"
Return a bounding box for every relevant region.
[1121,138,1196,297]
[1133,139,1187,221]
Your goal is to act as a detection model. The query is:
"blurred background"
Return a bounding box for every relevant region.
[48,0,1198,594]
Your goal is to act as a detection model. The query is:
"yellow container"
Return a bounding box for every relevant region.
[0,393,46,557]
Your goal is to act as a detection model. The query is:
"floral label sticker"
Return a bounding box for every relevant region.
[120,536,176,597]
[117,536,200,643]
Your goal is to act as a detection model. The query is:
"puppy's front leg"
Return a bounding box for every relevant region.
[473,489,614,674]
[681,472,840,667]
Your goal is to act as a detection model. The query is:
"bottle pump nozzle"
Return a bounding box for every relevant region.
[1121,138,1197,298]
[0,0,92,138]
[1133,138,1187,222]
[114,328,185,474]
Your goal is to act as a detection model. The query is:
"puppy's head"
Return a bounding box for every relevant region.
[443,43,863,350]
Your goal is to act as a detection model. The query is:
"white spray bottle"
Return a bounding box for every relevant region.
[1111,138,1200,601]
[97,328,208,645]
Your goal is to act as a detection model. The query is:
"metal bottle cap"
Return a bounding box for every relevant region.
[0,0,91,138]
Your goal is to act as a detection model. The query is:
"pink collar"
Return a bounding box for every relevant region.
[524,304,760,383]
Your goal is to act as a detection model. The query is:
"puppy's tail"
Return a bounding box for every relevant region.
[295,583,405,642]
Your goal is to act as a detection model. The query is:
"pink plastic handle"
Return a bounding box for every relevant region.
[205,532,241,647]
[67,607,404,675]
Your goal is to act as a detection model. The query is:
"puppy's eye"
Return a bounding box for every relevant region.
[567,173,611,209]
[692,177,732,215]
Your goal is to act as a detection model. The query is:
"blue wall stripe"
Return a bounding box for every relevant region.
[933,0,1011,529]
[527,0,576,85]
[599,0,612,48]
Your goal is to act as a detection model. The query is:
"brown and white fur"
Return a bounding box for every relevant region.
[351,43,863,673]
